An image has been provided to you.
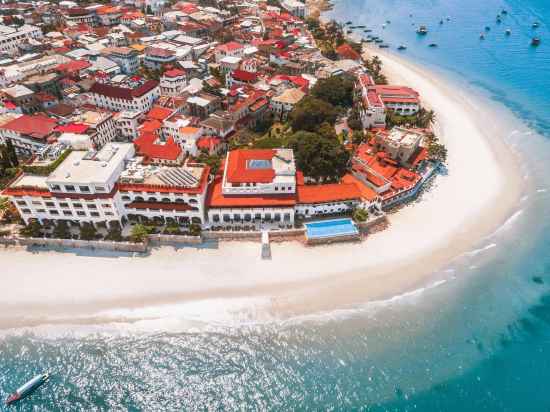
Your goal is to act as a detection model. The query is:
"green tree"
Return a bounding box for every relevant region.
[347,107,362,131]
[289,97,338,132]
[189,223,202,237]
[163,222,181,235]
[353,208,369,222]
[20,220,42,238]
[105,225,123,241]
[289,131,350,183]
[130,224,152,243]
[351,130,365,145]
[311,76,355,108]
[53,220,71,239]
[79,222,97,241]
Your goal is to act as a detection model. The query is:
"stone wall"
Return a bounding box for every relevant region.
[0,236,147,252]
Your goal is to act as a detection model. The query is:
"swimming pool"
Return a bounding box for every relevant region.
[304,218,359,239]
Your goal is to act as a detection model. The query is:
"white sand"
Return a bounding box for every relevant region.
[0,51,523,329]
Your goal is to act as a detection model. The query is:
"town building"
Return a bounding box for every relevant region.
[0,25,43,56]
[88,79,160,114]
[0,114,58,155]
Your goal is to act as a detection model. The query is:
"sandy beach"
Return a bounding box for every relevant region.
[0,51,524,331]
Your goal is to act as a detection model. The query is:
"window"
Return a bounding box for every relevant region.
[63,211,73,216]
[31,200,42,205]
[16,200,26,206]
[105,212,114,216]
[102,204,111,209]
[76,211,86,216]
[36,209,46,213]
[65,185,76,192]
[21,209,31,214]
[59,202,69,208]
[87,204,97,209]
[223,214,231,222]
[73,203,83,209]
[45,202,55,207]
[90,212,100,217]
[50,210,59,215]
[79,186,90,192]
[212,214,220,222]
[50,184,61,191]
[254,213,261,220]
[95,186,106,192]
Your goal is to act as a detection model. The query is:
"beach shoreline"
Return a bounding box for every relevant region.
[0,50,525,331]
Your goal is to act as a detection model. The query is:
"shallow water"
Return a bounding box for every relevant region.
[3,0,550,410]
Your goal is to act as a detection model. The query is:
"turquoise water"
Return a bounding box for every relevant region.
[3,0,550,410]
[305,218,358,238]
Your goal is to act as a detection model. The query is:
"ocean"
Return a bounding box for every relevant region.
[3,0,550,410]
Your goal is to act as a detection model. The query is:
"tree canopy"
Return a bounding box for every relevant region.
[311,76,355,108]
[289,131,350,183]
[289,96,338,133]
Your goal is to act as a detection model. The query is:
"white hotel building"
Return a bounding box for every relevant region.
[3,143,210,226]
[206,149,297,230]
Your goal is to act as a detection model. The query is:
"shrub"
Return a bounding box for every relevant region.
[353,208,369,222]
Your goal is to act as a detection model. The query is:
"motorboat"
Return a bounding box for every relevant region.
[417,25,428,35]
[5,373,50,406]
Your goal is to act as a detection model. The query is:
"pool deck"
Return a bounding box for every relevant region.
[304,218,361,245]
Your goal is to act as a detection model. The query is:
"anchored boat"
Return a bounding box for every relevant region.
[417,25,428,35]
[5,373,50,406]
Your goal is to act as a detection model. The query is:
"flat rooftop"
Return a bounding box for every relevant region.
[47,143,134,185]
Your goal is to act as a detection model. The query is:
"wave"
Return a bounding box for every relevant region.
[0,280,452,339]
[462,243,497,257]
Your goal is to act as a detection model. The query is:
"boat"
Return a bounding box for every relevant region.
[363,29,372,33]
[364,38,374,43]
[496,16,502,23]
[531,37,541,46]
[501,9,508,15]
[378,44,390,48]
[385,20,391,24]
[505,29,512,36]
[397,45,407,50]
[346,30,353,34]
[5,373,50,406]
[533,22,540,28]
[345,21,352,25]
[446,16,451,21]
[480,33,485,39]
[485,26,491,31]
[416,25,428,35]
[439,19,444,25]
[382,24,386,29]
[356,25,366,28]
[374,38,384,43]
[428,43,438,48]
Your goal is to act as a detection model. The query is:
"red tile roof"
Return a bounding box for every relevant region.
[134,132,182,161]
[336,43,361,61]
[296,183,361,204]
[217,41,244,53]
[163,68,185,78]
[55,123,89,134]
[90,80,159,100]
[147,105,173,121]
[56,59,91,73]
[231,69,257,83]
[126,201,194,211]
[207,177,296,208]
[0,115,57,140]
[226,149,275,184]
